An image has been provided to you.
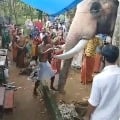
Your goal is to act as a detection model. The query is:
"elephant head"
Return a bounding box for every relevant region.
[56,0,119,91]
[55,0,119,60]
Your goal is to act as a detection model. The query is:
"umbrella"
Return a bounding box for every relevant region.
[21,0,81,16]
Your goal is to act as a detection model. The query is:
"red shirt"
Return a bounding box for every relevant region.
[34,21,43,31]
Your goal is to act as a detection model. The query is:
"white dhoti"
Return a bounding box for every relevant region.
[71,50,84,68]
[38,61,55,81]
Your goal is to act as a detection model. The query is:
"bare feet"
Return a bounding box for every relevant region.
[50,87,58,91]
[33,90,38,96]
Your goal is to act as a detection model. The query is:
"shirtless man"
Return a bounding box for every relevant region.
[33,35,57,95]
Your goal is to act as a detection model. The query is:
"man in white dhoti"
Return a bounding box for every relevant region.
[33,35,57,95]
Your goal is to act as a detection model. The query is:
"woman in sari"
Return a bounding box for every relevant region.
[93,46,103,73]
[81,37,101,84]
[12,29,18,62]
[31,36,41,62]
[93,35,111,73]
[51,34,65,74]
[15,32,26,68]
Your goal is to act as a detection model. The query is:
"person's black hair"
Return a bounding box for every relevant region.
[42,35,48,44]
[31,56,38,61]
[101,44,119,63]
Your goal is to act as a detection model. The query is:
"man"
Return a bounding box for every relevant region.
[34,19,43,32]
[84,44,120,120]
[33,35,57,95]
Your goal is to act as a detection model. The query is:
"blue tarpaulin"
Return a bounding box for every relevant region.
[21,0,81,16]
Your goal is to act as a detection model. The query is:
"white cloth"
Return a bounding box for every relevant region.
[30,60,36,66]
[45,20,51,28]
[38,61,55,81]
[40,33,46,40]
[4,68,9,79]
[25,19,33,30]
[105,36,111,43]
[71,50,83,68]
[88,65,120,120]
[62,24,66,33]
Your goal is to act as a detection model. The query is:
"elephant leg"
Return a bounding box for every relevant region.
[58,58,72,91]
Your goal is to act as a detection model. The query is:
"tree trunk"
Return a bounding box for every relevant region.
[38,10,43,20]
[58,58,72,91]
[112,6,120,65]
[29,6,33,21]
[13,0,18,24]
[8,0,13,17]
[3,1,7,16]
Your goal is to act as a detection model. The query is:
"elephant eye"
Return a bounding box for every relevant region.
[90,2,102,14]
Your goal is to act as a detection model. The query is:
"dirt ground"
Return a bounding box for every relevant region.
[3,54,51,120]
[55,68,91,103]
[2,51,92,120]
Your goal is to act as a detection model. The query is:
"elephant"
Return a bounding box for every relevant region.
[54,0,119,91]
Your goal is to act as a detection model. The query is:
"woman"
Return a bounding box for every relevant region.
[12,29,18,62]
[51,36,64,74]
[81,37,101,84]
[93,46,103,73]
[16,32,26,68]
[31,36,41,62]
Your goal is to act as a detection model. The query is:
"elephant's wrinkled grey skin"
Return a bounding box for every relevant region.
[57,0,119,91]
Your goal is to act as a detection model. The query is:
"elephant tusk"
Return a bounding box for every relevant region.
[54,39,88,60]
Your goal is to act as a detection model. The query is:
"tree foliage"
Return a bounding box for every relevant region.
[0,0,38,24]
[0,0,76,25]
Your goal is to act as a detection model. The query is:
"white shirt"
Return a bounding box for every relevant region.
[46,20,52,28]
[30,60,36,66]
[40,33,45,40]
[25,20,33,30]
[88,65,120,120]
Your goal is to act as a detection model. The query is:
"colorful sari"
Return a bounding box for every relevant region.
[31,38,41,58]
[81,56,95,85]
[51,50,63,74]
[16,47,26,68]
[94,53,102,73]
[81,37,101,84]
[16,36,26,68]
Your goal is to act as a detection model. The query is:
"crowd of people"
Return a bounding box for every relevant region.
[0,18,114,95]
[4,18,68,95]
[1,16,120,120]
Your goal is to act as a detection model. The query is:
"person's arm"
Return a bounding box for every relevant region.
[15,42,23,49]
[42,44,55,54]
[42,48,54,54]
[38,44,51,54]
[84,103,96,120]
[84,77,100,120]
